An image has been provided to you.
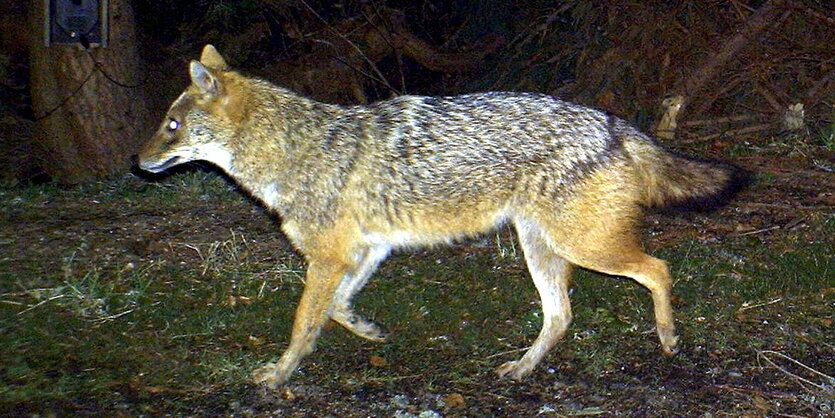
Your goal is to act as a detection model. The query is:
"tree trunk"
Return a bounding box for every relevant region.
[28,0,152,184]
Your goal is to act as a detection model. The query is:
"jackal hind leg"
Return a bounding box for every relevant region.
[251,259,349,389]
[560,231,679,357]
[497,218,574,380]
[607,253,679,357]
[330,245,391,342]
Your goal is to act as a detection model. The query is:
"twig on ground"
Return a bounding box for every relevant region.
[732,225,781,237]
[485,346,530,359]
[756,349,835,393]
[737,297,783,313]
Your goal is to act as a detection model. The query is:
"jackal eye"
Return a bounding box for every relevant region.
[167,118,180,132]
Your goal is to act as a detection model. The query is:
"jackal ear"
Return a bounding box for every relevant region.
[190,61,221,97]
[199,44,228,70]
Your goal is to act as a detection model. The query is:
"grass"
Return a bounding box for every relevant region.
[812,117,835,150]
[1,170,833,415]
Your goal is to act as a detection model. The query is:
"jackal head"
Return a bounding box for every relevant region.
[138,45,238,174]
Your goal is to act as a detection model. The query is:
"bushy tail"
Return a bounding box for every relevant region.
[624,136,748,211]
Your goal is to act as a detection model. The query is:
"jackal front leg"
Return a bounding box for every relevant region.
[251,260,347,389]
[497,218,573,380]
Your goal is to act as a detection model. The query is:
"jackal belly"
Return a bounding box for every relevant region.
[354,198,513,249]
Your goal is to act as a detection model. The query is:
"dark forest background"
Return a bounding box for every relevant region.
[1,2,833,415]
[0,0,833,184]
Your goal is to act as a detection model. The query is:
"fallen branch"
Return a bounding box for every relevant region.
[681,114,760,127]
[683,123,775,142]
[753,80,784,113]
[731,225,781,237]
[674,0,790,109]
[756,349,835,393]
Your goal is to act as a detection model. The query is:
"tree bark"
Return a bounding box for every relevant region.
[28,0,152,184]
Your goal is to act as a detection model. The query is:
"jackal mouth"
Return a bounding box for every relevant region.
[141,155,181,173]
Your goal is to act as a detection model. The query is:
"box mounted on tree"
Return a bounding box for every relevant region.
[43,0,108,48]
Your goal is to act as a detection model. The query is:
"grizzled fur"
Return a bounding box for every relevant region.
[138,45,744,389]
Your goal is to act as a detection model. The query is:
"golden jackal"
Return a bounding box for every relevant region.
[137,45,744,388]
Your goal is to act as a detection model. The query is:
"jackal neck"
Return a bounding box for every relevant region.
[223,76,352,232]
[235,78,343,149]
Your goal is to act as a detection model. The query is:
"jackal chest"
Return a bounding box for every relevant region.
[257,183,282,207]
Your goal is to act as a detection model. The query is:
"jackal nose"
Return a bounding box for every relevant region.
[130,154,139,167]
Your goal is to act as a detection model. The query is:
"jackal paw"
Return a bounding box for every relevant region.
[661,334,680,357]
[350,319,390,342]
[495,360,533,381]
[658,326,680,357]
[333,311,390,342]
[251,362,289,389]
